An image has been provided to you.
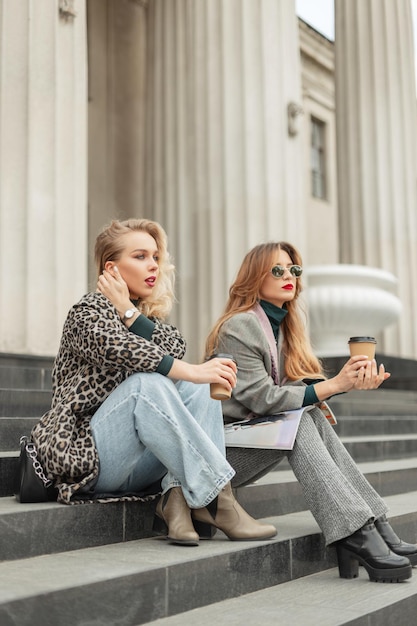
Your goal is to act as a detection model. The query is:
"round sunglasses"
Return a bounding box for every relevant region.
[271,264,303,278]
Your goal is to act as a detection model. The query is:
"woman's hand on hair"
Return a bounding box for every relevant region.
[97,267,132,318]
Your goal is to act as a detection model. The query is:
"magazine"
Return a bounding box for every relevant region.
[224,407,311,450]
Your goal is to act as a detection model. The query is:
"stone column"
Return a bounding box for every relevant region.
[145,0,305,360]
[335,0,417,357]
[0,0,87,355]
[87,0,148,287]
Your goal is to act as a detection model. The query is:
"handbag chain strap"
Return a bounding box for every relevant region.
[20,436,53,488]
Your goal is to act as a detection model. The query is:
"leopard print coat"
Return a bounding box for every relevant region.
[31,291,186,504]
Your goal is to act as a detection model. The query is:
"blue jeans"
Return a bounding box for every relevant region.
[90,372,235,508]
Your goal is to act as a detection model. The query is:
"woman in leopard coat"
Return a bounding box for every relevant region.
[31,218,276,546]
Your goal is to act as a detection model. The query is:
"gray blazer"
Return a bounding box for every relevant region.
[217,311,308,422]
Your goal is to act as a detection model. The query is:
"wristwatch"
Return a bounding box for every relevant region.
[122,308,138,322]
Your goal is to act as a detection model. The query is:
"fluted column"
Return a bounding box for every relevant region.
[335,0,417,357]
[146,0,305,360]
[0,0,87,355]
[87,0,148,287]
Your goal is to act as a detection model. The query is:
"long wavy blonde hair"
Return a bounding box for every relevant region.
[94,218,175,319]
[205,242,324,381]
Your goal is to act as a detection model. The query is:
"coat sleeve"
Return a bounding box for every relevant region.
[144,317,187,359]
[63,293,186,373]
[218,313,306,417]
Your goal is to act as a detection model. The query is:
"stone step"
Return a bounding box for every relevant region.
[0,417,38,451]
[323,355,417,394]
[0,365,52,390]
[1,414,416,454]
[0,354,53,394]
[0,389,52,417]
[327,389,417,416]
[1,460,417,563]
[0,495,159,562]
[0,353,54,370]
[334,415,417,438]
[0,452,19,498]
[151,565,417,626]
[1,412,416,446]
[2,431,416,498]
[236,458,417,519]
[0,492,415,626]
[342,433,417,463]
[0,376,415,416]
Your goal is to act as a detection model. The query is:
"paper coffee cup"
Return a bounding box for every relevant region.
[208,353,236,401]
[210,383,232,401]
[348,336,377,360]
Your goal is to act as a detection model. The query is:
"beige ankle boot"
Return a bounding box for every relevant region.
[154,487,199,546]
[192,482,277,541]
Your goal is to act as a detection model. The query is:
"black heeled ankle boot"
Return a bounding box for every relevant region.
[375,515,417,566]
[336,520,412,582]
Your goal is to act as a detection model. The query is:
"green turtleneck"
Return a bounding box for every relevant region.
[259,300,318,407]
[259,300,287,343]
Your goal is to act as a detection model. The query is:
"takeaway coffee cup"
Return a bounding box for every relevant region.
[208,353,236,400]
[348,336,377,360]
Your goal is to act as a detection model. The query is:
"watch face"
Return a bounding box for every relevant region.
[125,309,135,319]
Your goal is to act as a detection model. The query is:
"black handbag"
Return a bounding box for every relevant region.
[15,436,58,503]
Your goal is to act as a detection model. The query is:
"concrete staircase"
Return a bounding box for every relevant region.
[1,353,417,626]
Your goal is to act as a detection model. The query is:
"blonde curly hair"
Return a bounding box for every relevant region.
[94,218,175,319]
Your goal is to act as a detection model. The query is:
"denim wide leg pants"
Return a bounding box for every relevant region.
[90,372,235,508]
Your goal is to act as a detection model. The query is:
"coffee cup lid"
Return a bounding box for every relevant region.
[348,336,377,343]
[208,353,236,362]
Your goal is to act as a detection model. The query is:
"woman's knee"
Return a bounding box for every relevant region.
[100,372,174,411]
[176,380,210,403]
[126,371,170,393]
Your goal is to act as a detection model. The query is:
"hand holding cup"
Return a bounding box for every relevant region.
[208,353,236,400]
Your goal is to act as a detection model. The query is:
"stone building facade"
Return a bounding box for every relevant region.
[0,0,416,362]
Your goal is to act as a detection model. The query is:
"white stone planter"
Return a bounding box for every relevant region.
[304,265,402,357]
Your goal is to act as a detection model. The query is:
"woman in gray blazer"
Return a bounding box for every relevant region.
[205,241,417,582]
